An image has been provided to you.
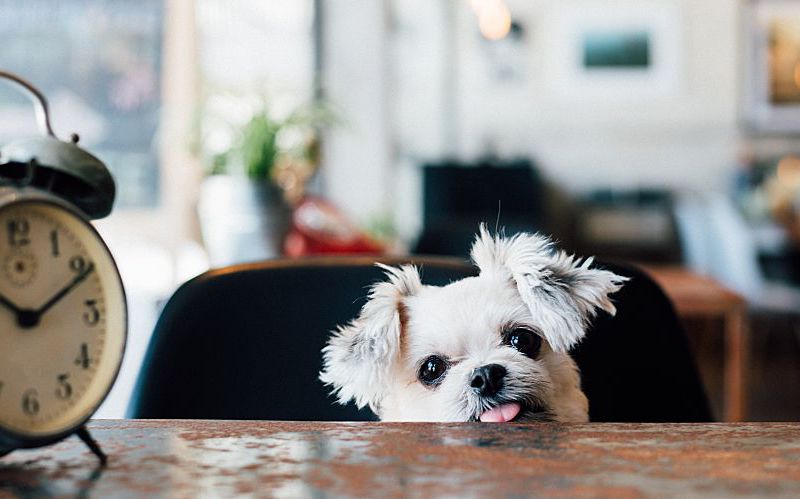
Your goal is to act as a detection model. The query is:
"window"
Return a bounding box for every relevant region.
[0,0,163,208]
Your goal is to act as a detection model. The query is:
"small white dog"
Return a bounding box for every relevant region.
[320,226,626,423]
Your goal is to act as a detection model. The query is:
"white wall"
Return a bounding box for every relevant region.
[321,0,395,229]
[451,0,741,190]
[322,0,748,243]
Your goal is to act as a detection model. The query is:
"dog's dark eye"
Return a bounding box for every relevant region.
[418,355,448,386]
[504,328,542,359]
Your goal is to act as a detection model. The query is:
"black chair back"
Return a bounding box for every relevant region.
[128,257,711,422]
[414,160,546,257]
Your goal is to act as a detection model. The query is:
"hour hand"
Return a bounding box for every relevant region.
[0,292,24,315]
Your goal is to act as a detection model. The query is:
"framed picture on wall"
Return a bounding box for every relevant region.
[744,0,800,133]
[546,1,683,99]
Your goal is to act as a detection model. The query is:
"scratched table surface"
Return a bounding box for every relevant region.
[1,421,799,498]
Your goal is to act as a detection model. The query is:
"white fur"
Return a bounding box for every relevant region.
[320,225,627,422]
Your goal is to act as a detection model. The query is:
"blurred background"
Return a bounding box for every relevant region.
[0,0,798,420]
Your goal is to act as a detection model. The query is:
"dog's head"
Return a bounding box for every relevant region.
[319,226,627,422]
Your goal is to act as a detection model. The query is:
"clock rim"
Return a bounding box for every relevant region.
[0,197,127,449]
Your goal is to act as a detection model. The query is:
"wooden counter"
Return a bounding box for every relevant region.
[2,420,799,497]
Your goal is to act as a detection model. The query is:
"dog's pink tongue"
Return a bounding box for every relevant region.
[479,402,521,423]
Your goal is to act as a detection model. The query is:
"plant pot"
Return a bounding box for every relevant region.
[197,175,291,266]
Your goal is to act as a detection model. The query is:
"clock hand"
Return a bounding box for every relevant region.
[0,291,41,329]
[0,291,24,315]
[35,263,95,317]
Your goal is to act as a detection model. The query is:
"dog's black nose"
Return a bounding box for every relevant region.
[470,364,506,396]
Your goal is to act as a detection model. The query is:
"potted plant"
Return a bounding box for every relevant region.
[197,99,333,265]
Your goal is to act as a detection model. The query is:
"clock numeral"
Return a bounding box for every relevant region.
[0,381,4,398]
[69,255,87,274]
[83,299,101,326]
[75,343,92,369]
[7,219,30,247]
[22,389,39,416]
[50,230,60,257]
[55,374,73,400]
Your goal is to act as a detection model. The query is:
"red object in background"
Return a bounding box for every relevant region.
[284,196,386,257]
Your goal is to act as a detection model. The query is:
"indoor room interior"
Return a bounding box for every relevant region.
[0,0,799,495]
[1,0,797,422]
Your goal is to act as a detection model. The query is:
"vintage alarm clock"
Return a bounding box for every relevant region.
[0,71,126,464]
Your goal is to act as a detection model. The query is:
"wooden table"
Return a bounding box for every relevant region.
[1,420,799,497]
[641,265,749,422]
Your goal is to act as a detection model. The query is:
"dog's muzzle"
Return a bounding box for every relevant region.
[470,364,506,397]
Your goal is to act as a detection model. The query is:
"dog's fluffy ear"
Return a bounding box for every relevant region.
[320,264,421,414]
[471,224,627,352]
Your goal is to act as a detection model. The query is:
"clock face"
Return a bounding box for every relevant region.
[0,200,125,439]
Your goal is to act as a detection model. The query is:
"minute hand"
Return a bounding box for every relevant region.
[36,263,95,316]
